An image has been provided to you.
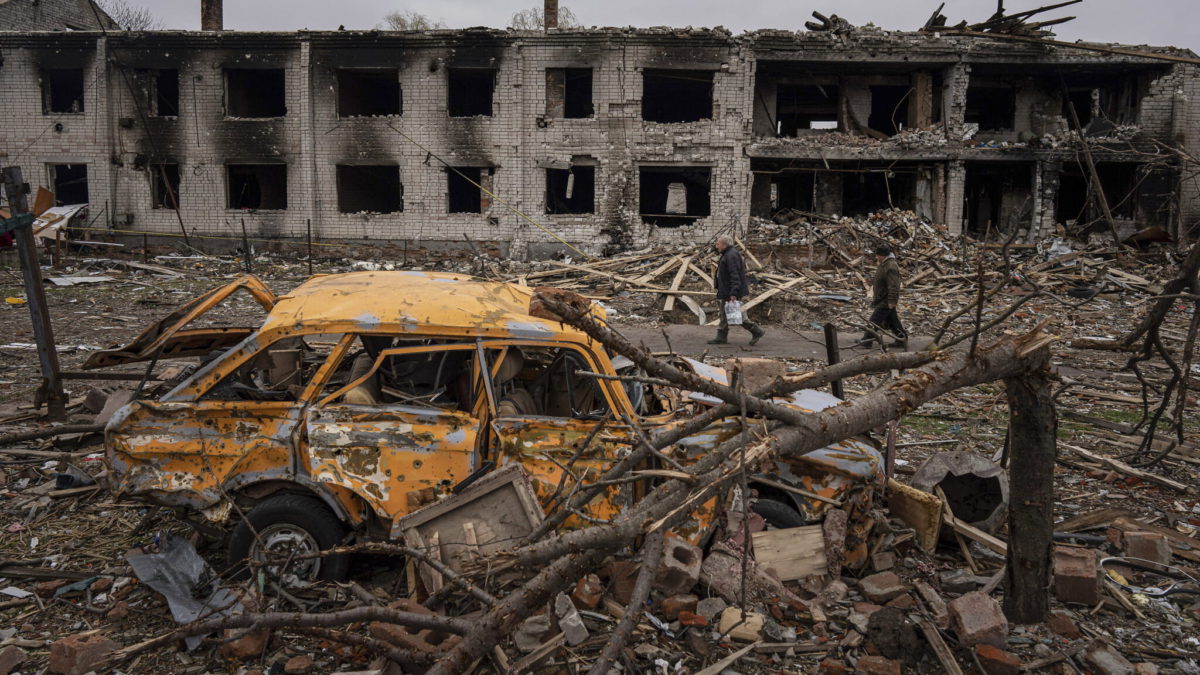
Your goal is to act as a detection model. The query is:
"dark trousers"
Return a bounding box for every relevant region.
[866,306,907,341]
[718,300,761,335]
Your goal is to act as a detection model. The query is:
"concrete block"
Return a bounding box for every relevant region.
[555,592,590,646]
[1052,546,1099,605]
[947,591,1008,649]
[695,596,727,620]
[655,533,702,596]
[859,571,907,603]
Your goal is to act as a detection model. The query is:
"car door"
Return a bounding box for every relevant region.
[302,342,482,523]
[485,342,637,525]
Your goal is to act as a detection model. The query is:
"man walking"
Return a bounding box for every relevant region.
[859,243,907,349]
[709,235,766,346]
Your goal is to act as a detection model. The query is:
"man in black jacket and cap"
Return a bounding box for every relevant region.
[859,243,907,349]
[709,235,766,346]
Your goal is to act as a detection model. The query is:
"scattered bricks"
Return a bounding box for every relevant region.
[871,551,896,572]
[513,614,552,653]
[855,654,902,675]
[1134,663,1158,675]
[555,593,589,646]
[975,644,1021,675]
[1046,609,1081,639]
[602,560,641,605]
[718,607,764,642]
[89,577,113,594]
[284,654,314,674]
[1122,532,1172,565]
[885,594,915,610]
[0,645,26,675]
[571,573,603,610]
[1053,546,1100,605]
[914,581,950,629]
[219,627,270,661]
[1082,640,1135,675]
[852,602,884,617]
[865,607,921,663]
[678,610,707,627]
[817,657,848,675]
[696,597,727,620]
[368,598,459,655]
[49,632,118,675]
[948,591,1008,649]
[655,533,702,596]
[35,579,68,597]
[658,593,698,620]
[860,572,907,603]
[939,568,986,594]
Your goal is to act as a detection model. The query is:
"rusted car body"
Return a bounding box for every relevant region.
[98,272,882,571]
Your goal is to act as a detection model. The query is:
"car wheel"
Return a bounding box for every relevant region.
[750,498,806,530]
[228,494,349,583]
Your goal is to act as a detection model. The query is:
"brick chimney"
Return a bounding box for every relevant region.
[201,0,223,31]
[544,0,558,29]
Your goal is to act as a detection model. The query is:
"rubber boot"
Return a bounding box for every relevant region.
[749,325,765,346]
[707,329,729,345]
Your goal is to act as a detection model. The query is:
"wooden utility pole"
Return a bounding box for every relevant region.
[1003,356,1057,623]
[2,167,67,419]
[1066,101,1122,246]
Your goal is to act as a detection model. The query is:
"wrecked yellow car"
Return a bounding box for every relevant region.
[96,272,882,579]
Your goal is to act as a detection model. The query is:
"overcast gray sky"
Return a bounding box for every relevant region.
[143,1,1199,52]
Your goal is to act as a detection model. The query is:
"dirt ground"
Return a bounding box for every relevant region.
[0,244,1197,674]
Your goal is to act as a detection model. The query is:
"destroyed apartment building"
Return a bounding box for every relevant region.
[1,7,1199,257]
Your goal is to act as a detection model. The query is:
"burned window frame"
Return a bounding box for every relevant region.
[545,67,594,119]
[224,68,288,119]
[638,165,713,227]
[151,163,181,210]
[47,163,89,205]
[42,68,86,114]
[335,164,404,214]
[641,69,714,124]
[446,166,493,214]
[135,68,180,117]
[226,163,288,211]
[447,67,497,118]
[775,83,840,135]
[964,83,1016,132]
[335,68,402,118]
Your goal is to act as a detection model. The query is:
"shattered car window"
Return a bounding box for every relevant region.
[492,346,611,419]
[201,333,342,402]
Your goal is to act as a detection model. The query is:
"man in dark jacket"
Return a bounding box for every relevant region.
[709,235,766,346]
[859,243,907,349]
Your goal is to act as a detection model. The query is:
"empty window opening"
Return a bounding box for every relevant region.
[227,164,287,210]
[447,68,495,117]
[841,169,914,217]
[868,85,911,136]
[336,165,402,213]
[642,69,713,123]
[1056,163,1138,227]
[447,167,492,213]
[772,172,815,214]
[49,164,88,205]
[776,84,839,136]
[639,166,711,227]
[964,163,1033,238]
[225,69,287,118]
[1063,88,1096,126]
[965,85,1015,131]
[546,166,595,214]
[43,68,85,113]
[151,164,181,209]
[546,68,593,118]
[151,69,179,116]
[337,69,401,118]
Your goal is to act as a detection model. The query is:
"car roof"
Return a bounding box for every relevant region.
[258,271,599,343]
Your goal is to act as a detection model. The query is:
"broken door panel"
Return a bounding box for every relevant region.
[107,400,301,517]
[304,404,479,521]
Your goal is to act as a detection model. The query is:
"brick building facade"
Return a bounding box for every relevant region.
[1,22,1197,257]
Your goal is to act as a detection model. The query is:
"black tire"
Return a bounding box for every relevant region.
[227,494,350,582]
[751,498,806,530]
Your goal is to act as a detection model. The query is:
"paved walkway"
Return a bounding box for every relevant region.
[613,323,930,361]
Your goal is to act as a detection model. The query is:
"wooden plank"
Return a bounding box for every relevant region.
[913,615,963,675]
[633,255,683,286]
[688,261,714,286]
[750,525,826,581]
[663,255,693,312]
[1063,444,1190,492]
[887,479,942,553]
[694,641,761,675]
[940,506,1007,555]
[679,295,707,325]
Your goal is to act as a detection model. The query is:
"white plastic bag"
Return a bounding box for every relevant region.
[724,299,743,326]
